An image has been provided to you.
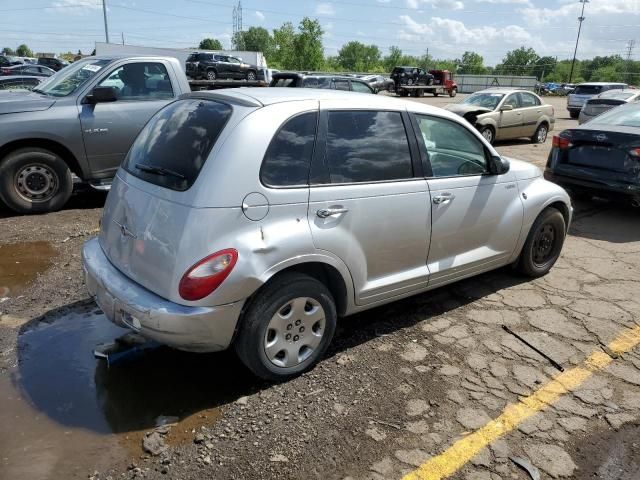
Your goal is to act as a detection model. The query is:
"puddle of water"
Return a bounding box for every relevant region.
[0,241,57,298]
[0,304,258,479]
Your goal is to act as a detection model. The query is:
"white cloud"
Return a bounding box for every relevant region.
[521,0,640,26]
[52,0,102,15]
[476,0,531,4]
[255,10,265,21]
[408,0,465,9]
[406,0,420,7]
[315,2,336,15]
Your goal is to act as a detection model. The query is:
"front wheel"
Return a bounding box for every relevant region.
[235,273,337,381]
[517,207,566,277]
[206,69,217,81]
[0,148,73,214]
[479,126,495,144]
[246,70,257,81]
[449,88,457,98]
[569,110,579,119]
[433,92,439,97]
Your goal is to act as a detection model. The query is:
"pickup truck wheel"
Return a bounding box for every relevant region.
[246,70,257,81]
[531,123,548,144]
[206,69,217,80]
[517,207,566,278]
[449,88,457,98]
[433,92,439,97]
[0,148,73,214]
[235,272,337,381]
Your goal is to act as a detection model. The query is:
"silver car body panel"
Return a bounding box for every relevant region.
[85,88,572,352]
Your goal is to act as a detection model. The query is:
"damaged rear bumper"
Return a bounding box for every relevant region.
[82,238,244,353]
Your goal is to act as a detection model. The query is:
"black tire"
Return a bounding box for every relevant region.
[246,70,257,81]
[569,110,579,119]
[517,207,566,278]
[235,272,337,381]
[400,90,409,97]
[449,88,457,98]
[0,148,73,214]
[479,126,495,145]
[206,69,217,81]
[531,123,548,144]
[433,92,439,97]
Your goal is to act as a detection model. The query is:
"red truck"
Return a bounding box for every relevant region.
[395,69,458,98]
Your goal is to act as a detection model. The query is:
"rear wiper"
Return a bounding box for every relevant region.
[135,163,185,180]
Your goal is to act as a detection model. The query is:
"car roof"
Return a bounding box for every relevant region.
[474,88,536,94]
[576,82,627,86]
[0,75,42,80]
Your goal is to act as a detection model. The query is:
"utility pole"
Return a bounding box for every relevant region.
[102,0,110,43]
[121,32,125,45]
[568,0,588,83]
[625,40,635,83]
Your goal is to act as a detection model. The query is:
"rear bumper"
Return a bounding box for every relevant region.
[544,169,640,199]
[82,238,244,353]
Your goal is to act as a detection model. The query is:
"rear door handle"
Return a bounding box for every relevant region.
[432,193,455,205]
[317,207,349,218]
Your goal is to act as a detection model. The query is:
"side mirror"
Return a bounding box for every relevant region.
[500,104,513,111]
[490,155,510,175]
[87,86,117,103]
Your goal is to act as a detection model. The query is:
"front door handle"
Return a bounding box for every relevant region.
[433,193,455,205]
[317,207,349,218]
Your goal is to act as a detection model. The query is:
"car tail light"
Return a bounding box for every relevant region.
[552,135,571,149]
[630,148,640,158]
[178,249,238,301]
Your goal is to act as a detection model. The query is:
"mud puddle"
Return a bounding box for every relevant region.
[0,303,258,479]
[0,241,57,299]
[570,423,640,479]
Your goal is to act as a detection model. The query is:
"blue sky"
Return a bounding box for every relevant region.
[1,0,638,65]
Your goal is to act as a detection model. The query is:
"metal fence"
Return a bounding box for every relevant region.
[454,75,537,93]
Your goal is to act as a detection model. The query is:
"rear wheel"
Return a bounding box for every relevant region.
[0,147,73,214]
[246,70,257,81]
[433,92,439,97]
[569,110,579,119]
[449,88,457,98]
[517,207,566,277]
[531,123,548,144]
[206,69,217,81]
[235,273,337,381]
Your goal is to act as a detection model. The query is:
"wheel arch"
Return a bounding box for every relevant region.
[0,138,84,178]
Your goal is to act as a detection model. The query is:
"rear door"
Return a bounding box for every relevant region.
[308,105,431,305]
[519,92,543,136]
[497,93,524,139]
[79,60,177,178]
[412,114,522,286]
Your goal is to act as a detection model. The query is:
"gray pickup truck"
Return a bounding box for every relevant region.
[0,55,191,214]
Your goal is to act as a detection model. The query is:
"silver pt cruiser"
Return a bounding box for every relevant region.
[83,88,572,380]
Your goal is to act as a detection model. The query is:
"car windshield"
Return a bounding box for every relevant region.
[462,93,505,110]
[590,103,640,127]
[34,58,111,97]
[598,91,635,101]
[573,85,603,95]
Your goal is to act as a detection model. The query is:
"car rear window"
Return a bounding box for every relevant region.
[123,99,232,191]
[574,85,602,95]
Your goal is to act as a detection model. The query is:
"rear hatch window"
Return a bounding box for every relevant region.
[123,99,232,191]
[573,85,602,95]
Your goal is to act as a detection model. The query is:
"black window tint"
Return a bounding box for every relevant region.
[333,80,350,91]
[124,99,232,191]
[325,111,413,183]
[261,112,317,187]
[351,81,373,93]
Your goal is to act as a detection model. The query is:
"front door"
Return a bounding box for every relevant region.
[412,114,523,286]
[308,108,431,305]
[79,61,176,178]
[497,93,524,139]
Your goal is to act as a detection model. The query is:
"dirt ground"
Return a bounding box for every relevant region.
[1,94,640,480]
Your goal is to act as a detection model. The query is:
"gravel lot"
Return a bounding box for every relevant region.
[1,94,640,480]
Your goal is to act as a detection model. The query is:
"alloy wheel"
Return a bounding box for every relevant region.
[537,126,548,143]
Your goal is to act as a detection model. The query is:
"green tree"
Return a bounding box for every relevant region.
[16,44,33,57]
[383,46,403,72]
[270,21,296,69]
[497,47,539,75]
[233,27,272,55]
[532,56,556,81]
[198,38,223,50]
[2,47,16,55]
[457,51,486,74]
[292,17,324,70]
[337,41,381,72]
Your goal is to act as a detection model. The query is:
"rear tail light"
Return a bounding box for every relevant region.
[629,148,640,158]
[552,135,571,149]
[178,249,238,301]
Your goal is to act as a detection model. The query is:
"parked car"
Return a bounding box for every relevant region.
[567,82,627,119]
[390,66,434,90]
[185,52,262,81]
[0,75,43,91]
[1,64,56,77]
[83,88,572,381]
[545,101,640,206]
[445,89,555,144]
[578,89,640,124]
[359,74,394,92]
[1,55,24,66]
[0,55,192,214]
[37,57,69,71]
[270,72,375,93]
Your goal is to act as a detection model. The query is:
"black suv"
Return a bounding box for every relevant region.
[270,72,375,94]
[37,57,69,71]
[185,52,262,81]
[391,66,434,88]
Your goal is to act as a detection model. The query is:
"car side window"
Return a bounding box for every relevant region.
[503,94,521,109]
[351,81,372,94]
[261,112,318,187]
[333,80,350,91]
[325,110,413,183]
[519,92,540,107]
[97,62,174,101]
[415,115,488,177]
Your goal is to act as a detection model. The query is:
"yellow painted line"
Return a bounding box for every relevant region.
[403,325,640,480]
